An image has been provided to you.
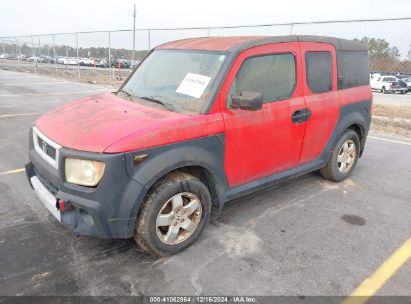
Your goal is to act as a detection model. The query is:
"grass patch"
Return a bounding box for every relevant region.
[371,104,411,138]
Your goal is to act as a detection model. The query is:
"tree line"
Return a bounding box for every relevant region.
[354,37,411,74]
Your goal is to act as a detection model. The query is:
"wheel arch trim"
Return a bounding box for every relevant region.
[319,100,371,162]
[122,135,228,236]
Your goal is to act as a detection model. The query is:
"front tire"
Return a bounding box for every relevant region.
[135,172,211,257]
[320,129,360,182]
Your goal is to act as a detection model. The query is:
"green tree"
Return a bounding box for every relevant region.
[389,46,400,58]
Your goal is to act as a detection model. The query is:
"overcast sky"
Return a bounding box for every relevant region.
[1,0,410,56]
[1,0,410,35]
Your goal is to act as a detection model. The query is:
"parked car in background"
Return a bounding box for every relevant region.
[28,56,41,63]
[130,60,140,69]
[0,53,10,59]
[402,77,411,92]
[65,58,79,65]
[79,58,94,66]
[56,57,66,64]
[88,58,97,67]
[396,78,409,92]
[40,56,54,64]
[96,58,109,68]
[371,76,408,94]
[370,73,380,80]
[112,58,131,69]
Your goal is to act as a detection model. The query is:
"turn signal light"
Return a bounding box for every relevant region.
[133,154,148,166]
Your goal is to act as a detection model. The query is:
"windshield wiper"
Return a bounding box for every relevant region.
[138,96,176,112]
[117,89,133,100]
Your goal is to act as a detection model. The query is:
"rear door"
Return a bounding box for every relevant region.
[298,42,340,164]
[220,42,307,187]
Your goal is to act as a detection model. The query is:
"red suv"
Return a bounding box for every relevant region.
[26,36,372,256]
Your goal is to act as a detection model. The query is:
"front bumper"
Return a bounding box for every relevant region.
[26,161,112,237]
[31,175,61,222]
[26,128,145,238]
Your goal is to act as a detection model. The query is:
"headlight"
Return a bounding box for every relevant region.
[65,158,105,187]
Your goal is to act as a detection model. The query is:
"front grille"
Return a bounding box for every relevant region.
[33,127,61,170]
[37,136,56,160]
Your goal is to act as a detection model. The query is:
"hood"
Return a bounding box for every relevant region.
[36,93,224,153]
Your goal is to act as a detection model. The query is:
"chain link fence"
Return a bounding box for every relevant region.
[1,17,410,87]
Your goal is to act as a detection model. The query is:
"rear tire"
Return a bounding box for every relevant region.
[320,129,360,182]
[134,172,211,257]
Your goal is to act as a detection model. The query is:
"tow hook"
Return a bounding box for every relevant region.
[56,199,72,212]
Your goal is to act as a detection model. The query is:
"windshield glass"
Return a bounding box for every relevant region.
[121,49,227,114]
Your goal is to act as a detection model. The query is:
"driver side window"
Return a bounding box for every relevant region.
[228,53,296,107]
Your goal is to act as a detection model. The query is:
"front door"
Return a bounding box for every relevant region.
[220,42,307,187]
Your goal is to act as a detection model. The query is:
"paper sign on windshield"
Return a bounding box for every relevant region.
[176,73,211,99]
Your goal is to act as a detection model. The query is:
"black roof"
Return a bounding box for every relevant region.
[228,35,368,53]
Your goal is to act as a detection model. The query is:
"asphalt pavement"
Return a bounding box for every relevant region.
[373,91,411,106]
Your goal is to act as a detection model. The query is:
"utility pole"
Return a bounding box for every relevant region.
[132,3,136,62]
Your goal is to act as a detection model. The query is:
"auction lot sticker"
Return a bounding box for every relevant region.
[176,73,211,98]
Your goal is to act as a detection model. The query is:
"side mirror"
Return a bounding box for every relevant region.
[231,91,263,111]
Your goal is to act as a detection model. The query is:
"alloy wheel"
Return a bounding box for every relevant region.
[156,192,202,245]
[337,139,356,174]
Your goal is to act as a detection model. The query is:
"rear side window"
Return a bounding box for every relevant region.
[338,51,370,89]
[232,53,296,103]
[305,51,332,94]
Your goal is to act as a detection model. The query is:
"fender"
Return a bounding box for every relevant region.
[120,134,228,235]
[319,100,371,163]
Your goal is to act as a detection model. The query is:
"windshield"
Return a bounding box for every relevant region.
[121,49,227,114]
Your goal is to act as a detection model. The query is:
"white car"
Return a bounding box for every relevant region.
[65,58,78,65]
[371,76,408,94]
[79,58,92,66]
[56,57,66,64]
[27,56,41,62]
[370,73,381,80]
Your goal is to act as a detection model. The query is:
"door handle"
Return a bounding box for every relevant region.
[292,108,311,124]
